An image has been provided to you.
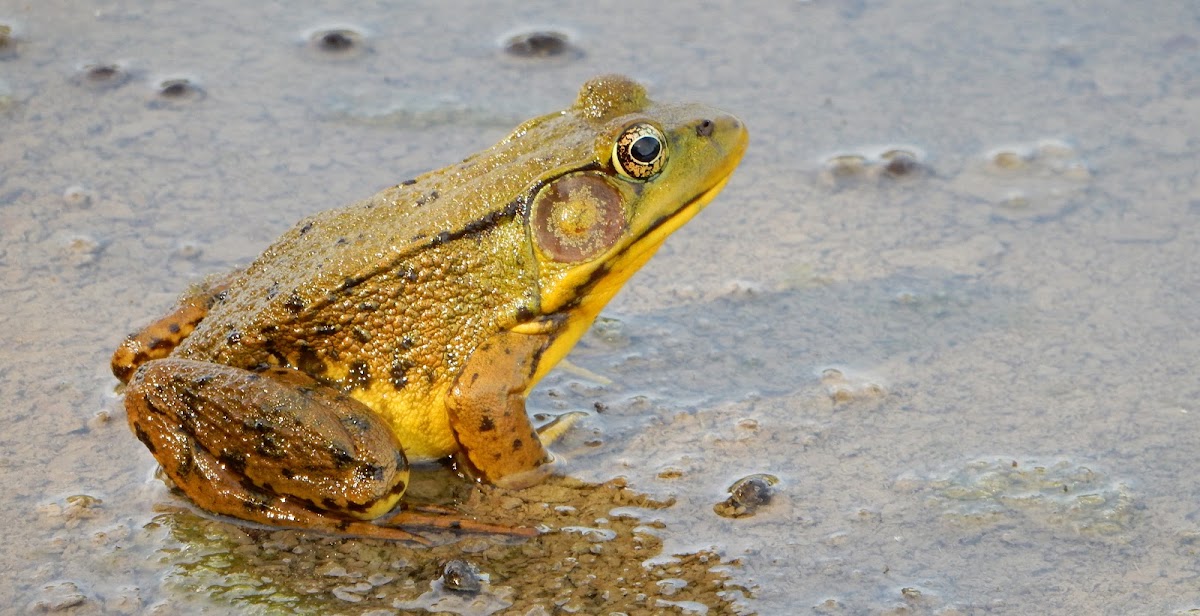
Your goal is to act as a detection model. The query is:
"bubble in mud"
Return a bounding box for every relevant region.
[62,186,94,208]
[502,29,581,59]
[0,23,16,59]
[302,26,370,59]
[147,77,205,108]
[73,62,132,90]
[953,139,1092,220]
[909,457,1138,536]
[880,148,924,177]
[819,366,888,403]
[819,146,928,186]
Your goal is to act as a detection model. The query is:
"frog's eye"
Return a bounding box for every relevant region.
[612,123,667,180]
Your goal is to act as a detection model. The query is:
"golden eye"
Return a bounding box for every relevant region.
[612,123,667,180]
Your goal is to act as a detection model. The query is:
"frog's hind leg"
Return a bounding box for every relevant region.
[124,359,429,543]
[111,275,237,383]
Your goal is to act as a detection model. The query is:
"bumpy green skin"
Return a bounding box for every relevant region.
[113,74,748,535]
[170,74,748,461]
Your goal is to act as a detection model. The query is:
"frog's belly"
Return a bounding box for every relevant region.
[351,384,457,461]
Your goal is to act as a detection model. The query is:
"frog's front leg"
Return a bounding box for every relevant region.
[111,275,236,384]
[447,326,571,485]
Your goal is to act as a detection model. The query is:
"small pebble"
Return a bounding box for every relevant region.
[714,473,779,518]
[440,559,481,593]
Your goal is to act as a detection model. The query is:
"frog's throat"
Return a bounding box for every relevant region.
[524,173,734,390]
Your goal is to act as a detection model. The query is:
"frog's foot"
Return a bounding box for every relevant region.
[111,275,236,383]
[536,411,588,446]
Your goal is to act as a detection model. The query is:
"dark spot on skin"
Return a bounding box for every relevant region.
[401,178,417,186]
[415,190,438,207]
[244,417,274,433]
[356,463,385,483]
[335,237,348,245]
[492,452,502,461]
[339,275,367,291]
[283,293,306,313]
[113,365,134,383]
[347,360,372,390]
[479,417,495,432]
[696,119,715,138]
[219,451,248,475]
[515,306,534,322]
[211,289,229,306]
[260,324,279,335]
[337,520,353,531]
[256,434,287,459]
[400,335,415,350]
[225,330,242,345]
[296,347,326,375]
[340,413,371,433]
[133,423,156,454]
[148,337,171,350]
[281,468,296,480]
[168,323,181,334]
[387,478,407,497]
[359,301,379,312]
[390,359,411,389]
[351,326,372,343]
[177,446,195,478]
[512,438,524,451]
[243,492,272,513]
[192,374,214,388]
[298,221,313,235]
[322,497,340,510]
[330,444,355,469]
[314,323,339,336]
[396,265,418,282]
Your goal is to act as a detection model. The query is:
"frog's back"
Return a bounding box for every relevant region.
[172,98,607,368]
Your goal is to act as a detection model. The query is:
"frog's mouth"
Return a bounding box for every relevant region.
[608,172,736,282]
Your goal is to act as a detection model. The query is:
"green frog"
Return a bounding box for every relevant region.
[111,74,748,541]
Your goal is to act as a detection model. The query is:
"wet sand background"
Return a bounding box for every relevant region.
[2,1,1199,613]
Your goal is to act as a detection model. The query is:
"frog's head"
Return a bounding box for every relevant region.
[526,75,748,323]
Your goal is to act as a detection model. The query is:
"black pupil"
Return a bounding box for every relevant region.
[630,136,661,164]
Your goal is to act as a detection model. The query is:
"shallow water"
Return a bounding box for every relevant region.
[3,1,1199,614]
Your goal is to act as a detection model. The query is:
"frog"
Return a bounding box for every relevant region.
[111,74,748,541]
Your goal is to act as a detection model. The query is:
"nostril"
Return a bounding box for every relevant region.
[696,119,715,137]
